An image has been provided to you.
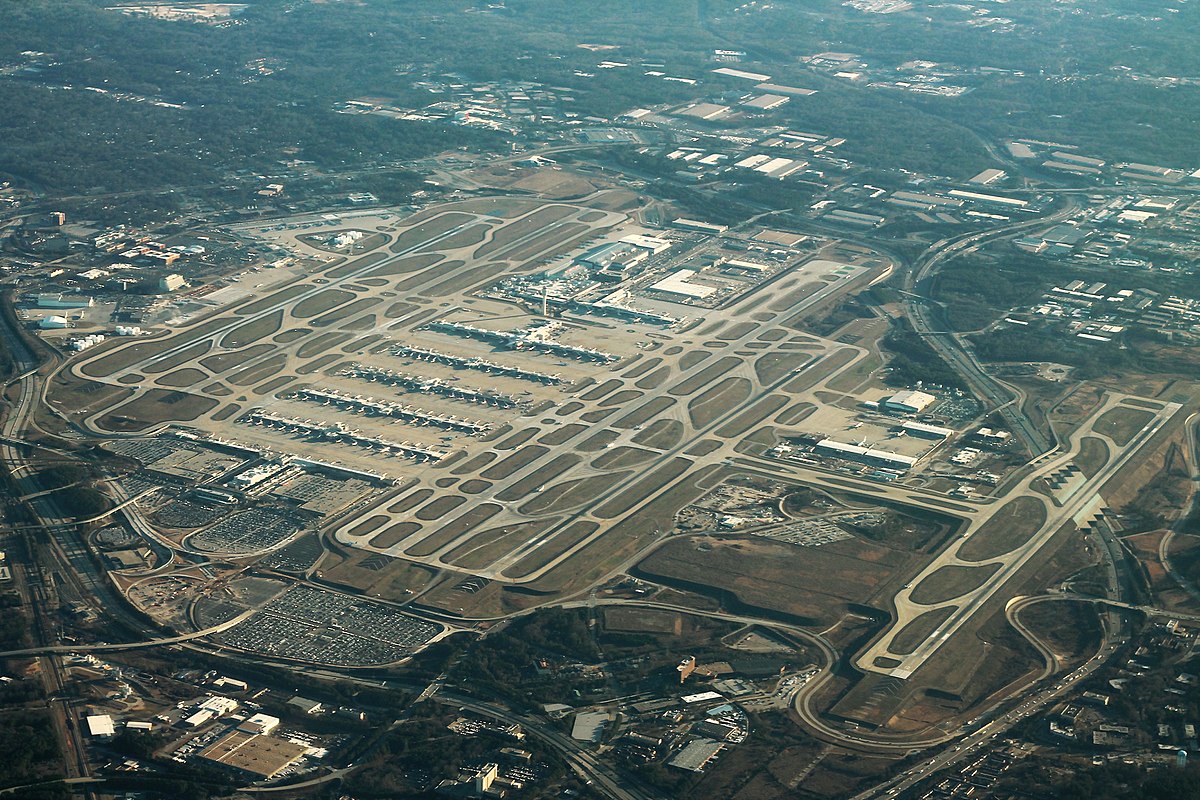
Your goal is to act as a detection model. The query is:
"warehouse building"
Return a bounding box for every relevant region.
[198,730,308,781]
[883,390,936,414]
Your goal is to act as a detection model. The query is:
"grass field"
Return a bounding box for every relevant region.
[292,289,355,319]
[95,389,218,431]
[404,502,502,558]
[155,368,206,387]
[1075,436,1111,479]
[714,394,789,438]
[688,377,751,428]
[908,563,1000,605]
[594,457,693,519]
[888,607,957,656]
[679,351,711,370]
[254,375,295,397]
[669,356,740,396]
[634,366,672,390]
[637,533,912,628]
[958,496,1047,561]
[622,356,661,379]
[1094,406,1155,446]
[221,309,283,348]
[518,472,630,516]
[495,454,582,501]
[199,344,274,373]
[633,419,684,449]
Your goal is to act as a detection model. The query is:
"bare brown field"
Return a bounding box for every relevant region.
[141,341,214,374]
[460,479,492,494]
[293,289,355,319]
[473,205,575,258]
[539,423,587,445]
[1094,406,1155,447]
[155,368,206,388]
[386,488,435,513]
[696,320,724,336]
[405,503,503,558]
[958,496,1047,561]
[613,397,675,429]
[632,419,684,449]
[669,356,740,397]
[500,521,600,579]
[221,310,284,349]
[312,297,382,327]
[689,377,751,428]
[594,457,693,520]
[415,495,468,521]
[495,454,582,501]
[679,350,711,370]
[756,328,788,342]
[199,344,274,373]
[623,357,661,379]
[95,390,219,431]
[369,522,422,549]
[714,394,789,438]
[908,563,1000,605]
[481,445,550,480]
[518,472,631,516]
[365,253,443,278]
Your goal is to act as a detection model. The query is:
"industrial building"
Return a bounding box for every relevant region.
[883,390,936,414]
[34,293,93,309]
[647,269,718,301]
[38,315,70,329]
[197,730,308,781]
[86,714,115,739]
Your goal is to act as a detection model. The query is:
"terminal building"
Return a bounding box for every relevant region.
[813,439,919,472]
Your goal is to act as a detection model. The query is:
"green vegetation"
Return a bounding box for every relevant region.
[0,710,62,789]
[0,591,32,650]
[881,317,964,389]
